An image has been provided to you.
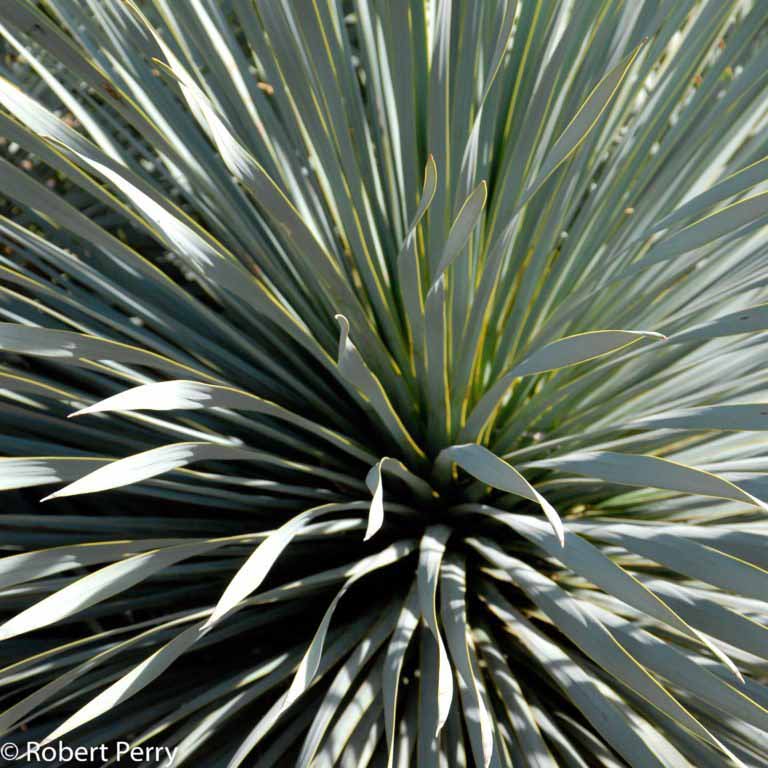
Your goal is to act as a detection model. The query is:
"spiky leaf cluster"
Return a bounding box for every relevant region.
[1,1,768,766]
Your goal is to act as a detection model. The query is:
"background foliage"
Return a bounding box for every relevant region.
[0,0,768,765]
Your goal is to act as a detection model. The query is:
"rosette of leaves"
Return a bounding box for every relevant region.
[0,1,767,766]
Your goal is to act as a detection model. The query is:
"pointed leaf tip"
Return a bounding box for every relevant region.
[437,444,565,545]
[364,461,385,541]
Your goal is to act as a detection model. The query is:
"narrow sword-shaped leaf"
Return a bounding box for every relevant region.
[44,139,313,335]
[545,195,768,339]
[206,502,369,627]
[468,508,742,680]
[668,303,768,343]
[364,460,385,541]
[316,673,383,768]
[430,181,488,287]
[297,604,400,767]
[424,278,450,447]
[470,541,739,761]
[417,622,440,768]
[651,156,768,233]
[640,578,768,661]
[397,156,437,355]
[525,450,768,510]
[0,609,209,734]
[383,582,420,768]
[335,315,425,464]
[638,192,768,271]
[417,525,454,737]
[226,613,382,767]
[455,0,518,197]
[0,369,79,403]
[575,523,768,603]
[70,380,375,463]
[474,628,559,768]
[0,457,108,491]
[41,442,363,501]
[147,48,404,375]
[43,622,207,744]
[586,603,768,732]
[422,181,488,447]
[462,331,665,440]
[0,323,218,382]
[0,539,188,589]
[477,590,671,768]
[282,541,414,711]
[366,457,435,503]
[436,444,563,545]
[0,540,225,641]
[516,39,647,211]
[439,555,494,768]
[629,404,768,431]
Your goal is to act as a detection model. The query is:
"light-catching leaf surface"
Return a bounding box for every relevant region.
[0,1,767,765]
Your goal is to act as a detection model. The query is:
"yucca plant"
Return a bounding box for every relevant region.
[0,0,767,765]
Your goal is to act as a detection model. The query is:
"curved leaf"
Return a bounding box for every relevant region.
[282,541,415,710]
[437,444,563,545]
[382,582,420,768]
[440,555,494,767]
[463,331,665,439]
[526,450,768,510]
[417,526,454,737]
[70,380,375,463]
[335,315,424,464]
